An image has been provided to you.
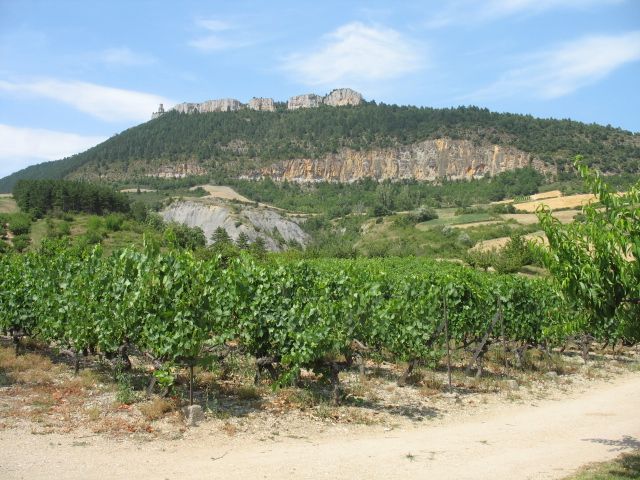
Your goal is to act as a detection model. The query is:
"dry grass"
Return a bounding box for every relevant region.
[515,194,597,212]
[235,384,262,401]
[139,397,178,421]
[0,346,63,384]
[221,421,238,436]
[420,373,445,396]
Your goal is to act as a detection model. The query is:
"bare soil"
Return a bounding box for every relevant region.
[1,343,639,479]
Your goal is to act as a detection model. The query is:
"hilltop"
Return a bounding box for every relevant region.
[1,99,639,193]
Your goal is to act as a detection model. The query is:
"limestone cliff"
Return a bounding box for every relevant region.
[161,88,364,118]
[173,99,243,113]
[249,138,551,182]
[287,93,323,110]
[322,88,363,107]
[248,97,275,111]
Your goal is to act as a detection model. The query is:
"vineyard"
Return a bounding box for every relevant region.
[1,240,634,405]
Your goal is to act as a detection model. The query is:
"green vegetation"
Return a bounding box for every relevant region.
[13,179,130,217]
[0,243,575,397]
[564,451,640,480]
[229,168,545,216]
[538,157,640,343]
[1,104,638,193]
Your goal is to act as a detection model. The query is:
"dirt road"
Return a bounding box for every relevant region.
[2,373,639,479]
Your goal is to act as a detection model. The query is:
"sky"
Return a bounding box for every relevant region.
[0,0,639,178]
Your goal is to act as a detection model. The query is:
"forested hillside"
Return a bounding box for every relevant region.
[1,103,638,192]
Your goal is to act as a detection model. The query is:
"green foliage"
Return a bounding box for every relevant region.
[2,104,637,193]
[412,205,439,222]
[163,222,206,250]
[0,243,586,392]
[211,226,232,245]
[11,234,30,252]
[537,156,640,342]
[6,212,32,236]
[12,179,130,217]
[231,168,545,215]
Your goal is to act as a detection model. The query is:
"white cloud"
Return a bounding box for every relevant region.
[188,17,253,52]
[282,22,424,87]
[101,47,156,66]
[195,18,232,32]
[467,31,640,100]
[0,79,172,122]
[426,0,622,28]
[0,124,106,178]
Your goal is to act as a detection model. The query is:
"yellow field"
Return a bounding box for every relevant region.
[514,194,596,212]
[0,196,18,213]
[192,185,252,203]
[530,190,562,201]
[472,231,548,251]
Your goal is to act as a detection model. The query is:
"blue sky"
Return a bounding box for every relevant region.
[1,0,639,178]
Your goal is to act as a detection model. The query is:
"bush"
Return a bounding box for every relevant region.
[105,213,125,232]
[8,213,32,236]
[457,232,474,247]
[413,205,438,222]
[12,234,30,252]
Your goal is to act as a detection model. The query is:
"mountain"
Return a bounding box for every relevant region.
[1,100,639,193]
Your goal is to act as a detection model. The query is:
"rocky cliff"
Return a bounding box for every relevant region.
[287,93,324,110]
[322,88,363,107]
[158,88,363,118]
[160,200,309,251]
[173,98,243,113]
[249,138,551,182]
[248,97,276,112]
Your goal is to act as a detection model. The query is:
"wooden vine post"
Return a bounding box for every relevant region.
[443,294,452,390]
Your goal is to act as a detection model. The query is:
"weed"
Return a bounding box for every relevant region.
[235,384,262,401]
[139,397,177,421]
[0,346,60,384]
[420,373,444,396]
[115,370,136,405]
[85,407,101,421]
[221,421,237,436]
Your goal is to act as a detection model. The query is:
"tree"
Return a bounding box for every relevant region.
[211,226,232,245]
[537,156,640,343]
[236,232,250,250]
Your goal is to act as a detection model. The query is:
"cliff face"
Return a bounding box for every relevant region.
[173,99,243,113]
[287,88,363,109]
[160,200,309,251]
[248,97,276,111]
[287,93,323,110]
[322,88,363,107]
[162,88,363,118]
[250,139,551,182]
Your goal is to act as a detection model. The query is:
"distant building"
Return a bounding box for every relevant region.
[151,103,165,119]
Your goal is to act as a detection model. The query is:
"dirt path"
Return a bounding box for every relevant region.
[2,373,639,479]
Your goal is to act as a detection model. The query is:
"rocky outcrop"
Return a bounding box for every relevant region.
[247,138,552,182]
[200,98,243,112]
[322,88,363,107]
[173,99,242,113]
[160,200,309,251]
[248,97,275,112]
[164,89,364,117]
[287,89,363,109]
[287,94,323,110]
[151,163,207,179]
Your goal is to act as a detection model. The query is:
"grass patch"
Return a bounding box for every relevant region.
[565,450,640,479]
[139,397,178,421]
[0,196,19,213]
[0,346,61,384]
[417,213,496,227]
